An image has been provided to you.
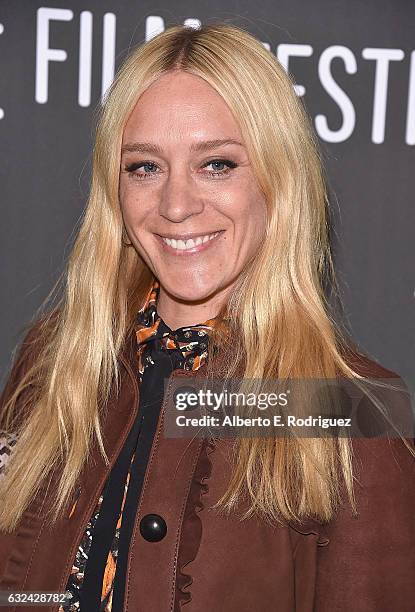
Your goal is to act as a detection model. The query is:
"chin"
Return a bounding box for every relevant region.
[160,277,223,303]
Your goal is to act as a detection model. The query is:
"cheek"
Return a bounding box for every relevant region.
[235,195,267,257]
[229,188,267,234]
[119,181,133,220]
[119,186,150,228]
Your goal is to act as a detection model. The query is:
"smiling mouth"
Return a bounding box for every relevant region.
[155,230,225,254]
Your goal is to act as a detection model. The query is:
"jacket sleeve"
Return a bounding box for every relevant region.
[314,433,415,612]
[0,318,45,417]
[0,319,47,481]
[1,328,33,407]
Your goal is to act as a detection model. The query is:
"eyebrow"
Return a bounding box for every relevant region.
[121,138,244,155]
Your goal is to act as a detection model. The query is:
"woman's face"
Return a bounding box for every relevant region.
[119,70,267,317]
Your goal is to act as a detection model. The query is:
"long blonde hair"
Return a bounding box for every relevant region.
[0,23,412,533]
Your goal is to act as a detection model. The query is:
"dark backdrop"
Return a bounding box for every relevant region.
[1,1,414,396]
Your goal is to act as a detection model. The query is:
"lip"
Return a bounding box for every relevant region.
[154,230,225,255]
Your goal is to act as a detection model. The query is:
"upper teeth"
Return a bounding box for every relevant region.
[161,232,220,250]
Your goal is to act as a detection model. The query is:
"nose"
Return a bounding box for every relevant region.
[158,165,204,223]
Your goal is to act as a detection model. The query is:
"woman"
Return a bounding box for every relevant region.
[0,23,414,612]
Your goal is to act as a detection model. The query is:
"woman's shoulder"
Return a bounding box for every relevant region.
[0,308,59,411]
[332,347,414,528]
[341,345,414,471]
[0,309,60,480]
[343,345,413,441]
[341,341,403,380]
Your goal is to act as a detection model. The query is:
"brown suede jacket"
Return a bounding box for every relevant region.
[0,319,414,612]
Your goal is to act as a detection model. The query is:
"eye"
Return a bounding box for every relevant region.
[124,161,160,180]
[202,158,238,177]
[123,158,238,181]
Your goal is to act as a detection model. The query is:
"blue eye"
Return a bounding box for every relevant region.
[125,161,159,178]
[203,159,238,176]
[207,161,227,171]
[124,158,238,180]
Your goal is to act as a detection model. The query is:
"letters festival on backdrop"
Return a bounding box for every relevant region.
[33,7,415,145]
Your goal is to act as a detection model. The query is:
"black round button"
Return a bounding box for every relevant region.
[139,513,167,542]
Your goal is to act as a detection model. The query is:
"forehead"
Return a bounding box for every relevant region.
[122,71,243,143]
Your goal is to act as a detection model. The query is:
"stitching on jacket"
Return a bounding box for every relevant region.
[124,385,166,611]
[169,438,204,611]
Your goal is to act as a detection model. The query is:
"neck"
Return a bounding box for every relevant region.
[156,284,229,330]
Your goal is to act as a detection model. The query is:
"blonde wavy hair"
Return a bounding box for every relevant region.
[0,23,412,533]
